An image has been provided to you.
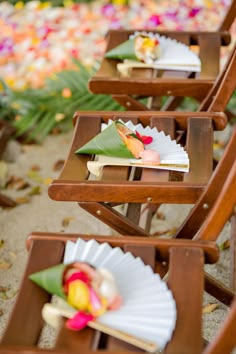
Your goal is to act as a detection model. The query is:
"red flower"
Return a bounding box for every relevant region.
[135,131,153,145]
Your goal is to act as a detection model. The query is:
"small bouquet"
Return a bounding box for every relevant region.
[29,262,122,330]
[29,238,177,352]
[105,31,201,76]
[105,32,161,64]
[76,120,160,164]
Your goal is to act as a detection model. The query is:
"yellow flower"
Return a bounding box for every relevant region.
[39,2,51,9]
[204,0,213,8]
[67,280,90,311]
[111,0,128,5]
[14,2,24,10]
[11,102,21,110]
[55,113,65,122]
[63,0,74,7]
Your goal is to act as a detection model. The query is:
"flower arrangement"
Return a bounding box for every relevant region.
[105,32,161,63]
[30,261,122,330]
[76,120,161,164]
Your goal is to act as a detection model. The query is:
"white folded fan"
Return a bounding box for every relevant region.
[117,31,201,76]
[87,119,190,177]
[60,238,176,352]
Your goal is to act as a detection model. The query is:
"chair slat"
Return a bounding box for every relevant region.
[198,34,221,79]
[184,117,213,183]
[55,323,95,352]
[166,247,204,354]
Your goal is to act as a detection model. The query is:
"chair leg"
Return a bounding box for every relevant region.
[165,247,204,354]
[80,202,148,236]
[204,273,235,306]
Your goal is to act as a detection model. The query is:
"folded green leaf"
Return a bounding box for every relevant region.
[76,121,134,158]
[105,39,137,61]
[29,264,67,299]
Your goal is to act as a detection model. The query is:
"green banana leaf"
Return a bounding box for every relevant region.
[105,39,138,61]
[29,264,67,299]
[76,121,135,158]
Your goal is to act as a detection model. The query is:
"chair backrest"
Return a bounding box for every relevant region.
[199,42,236,112]
[218,0,236,31]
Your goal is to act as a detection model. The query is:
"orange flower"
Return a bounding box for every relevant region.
[117,123,144,158]
[62,88,72,98]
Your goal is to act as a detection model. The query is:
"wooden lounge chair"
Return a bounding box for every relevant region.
[88,2,235,112]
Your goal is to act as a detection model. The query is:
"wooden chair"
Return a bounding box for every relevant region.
[2,108,236,354]
[0,120,17,208]
[48,109,236,300]
[48,33,236,293]
[1,130,236,351]
[88,2,235,112]
[0,231,233,354]
[0,228,236,354]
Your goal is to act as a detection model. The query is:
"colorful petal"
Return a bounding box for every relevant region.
[88,287,108,316]
[135,131,153,145]
[64,271,90,289]
[67,280,90,310]
[66,311,94,331]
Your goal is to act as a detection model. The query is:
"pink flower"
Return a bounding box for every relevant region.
[66,311,94,330]
[149,14,162,26]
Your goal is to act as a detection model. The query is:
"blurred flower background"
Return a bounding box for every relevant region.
[0,0,235,141]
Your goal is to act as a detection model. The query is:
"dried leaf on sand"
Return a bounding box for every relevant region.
[203,303,219,314]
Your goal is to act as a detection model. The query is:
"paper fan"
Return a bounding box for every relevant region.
[116,31,201,76]
[63,238,177,352]
[86,119,189,177]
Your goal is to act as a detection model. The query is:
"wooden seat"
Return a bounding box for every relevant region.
[88,2,235,112]
[0,232,235,354]
[88,30,230,111]
[0,232,223,354]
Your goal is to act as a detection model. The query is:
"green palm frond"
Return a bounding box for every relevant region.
[0,60,123,142]
[1,59,235,143]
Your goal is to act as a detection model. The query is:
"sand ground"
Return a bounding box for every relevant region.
[0,127,235,352]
